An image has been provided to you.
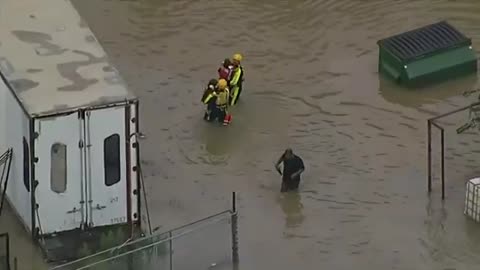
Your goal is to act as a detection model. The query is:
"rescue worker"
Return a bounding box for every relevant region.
[201,79,218,121]
[218,58,233,81]
[275,148,305,192]
[215,79,230,125]
[229,53,244,106]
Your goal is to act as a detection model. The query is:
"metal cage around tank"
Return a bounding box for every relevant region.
[427,99,480,200]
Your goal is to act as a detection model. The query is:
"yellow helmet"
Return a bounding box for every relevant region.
[217,79,228,89]
[233,53,243,62]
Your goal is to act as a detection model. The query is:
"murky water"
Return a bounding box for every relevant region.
[4,0,480,269]
[71,0,480,269]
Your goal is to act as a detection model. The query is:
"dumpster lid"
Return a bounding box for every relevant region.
[377,21,471,62]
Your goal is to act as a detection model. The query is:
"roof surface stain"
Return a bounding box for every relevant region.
[57,50,107,91]
[0,0,136,116]
[10,78,39,93]
[11,30,68,56]
[26,68,43,73]
[85,35,96,43]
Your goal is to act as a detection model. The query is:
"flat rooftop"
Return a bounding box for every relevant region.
[0,0,136,117]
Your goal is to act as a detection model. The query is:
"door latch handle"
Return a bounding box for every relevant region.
[67,207,79,214]
[95,204,106,210]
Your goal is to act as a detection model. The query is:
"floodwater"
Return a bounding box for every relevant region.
[4,0,480,269]
[71,0,480,269]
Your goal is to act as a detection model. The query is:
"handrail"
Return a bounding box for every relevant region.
[0,148,13,216]
[0,148,12,164]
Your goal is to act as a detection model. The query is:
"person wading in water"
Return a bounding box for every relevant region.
[275,148,305,192]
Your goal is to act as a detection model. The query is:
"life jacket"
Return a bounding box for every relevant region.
[202,91,217,105]
[215,88,230,107]
[201,84,217,104]
[218,66,232,81]
[230,65,244,89]
[238,66,244,88]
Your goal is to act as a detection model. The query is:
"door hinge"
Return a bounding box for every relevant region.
[78,110,86,119]
[79,140,84,148]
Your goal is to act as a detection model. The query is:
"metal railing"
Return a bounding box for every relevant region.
[50,193,239,270]
[0,148,13,216]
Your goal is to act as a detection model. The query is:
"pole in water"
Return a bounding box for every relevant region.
[427,120,432,193]
[231,191,239,264]
[232,192,236,213]
[441,129,445,200]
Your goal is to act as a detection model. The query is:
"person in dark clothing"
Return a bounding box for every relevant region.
[275,148,305,192]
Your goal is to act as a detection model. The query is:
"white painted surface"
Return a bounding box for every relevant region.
[129,103,139,223]
[34,114,84,234]
[86,107,127,227]
[0,0,135,117]
[0,77,32,231]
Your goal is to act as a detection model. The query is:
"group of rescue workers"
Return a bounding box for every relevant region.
[200,54,306,193]
[201,53,244,126]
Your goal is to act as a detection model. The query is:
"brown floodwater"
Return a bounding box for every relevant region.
[3,0,480,269]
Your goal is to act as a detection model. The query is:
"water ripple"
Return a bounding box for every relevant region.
[69,0,480,269]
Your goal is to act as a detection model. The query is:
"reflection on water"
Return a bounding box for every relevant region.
[277,192,305,229]
[203,127,231,158]
[379,75,478,109]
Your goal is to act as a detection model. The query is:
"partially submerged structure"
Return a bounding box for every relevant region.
[377,21,477,87]
[0,0,141,262]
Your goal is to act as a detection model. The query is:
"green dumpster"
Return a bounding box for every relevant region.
[377,21,477,87]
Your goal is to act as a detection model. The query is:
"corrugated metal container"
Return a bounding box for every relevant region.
[377,21,477,87]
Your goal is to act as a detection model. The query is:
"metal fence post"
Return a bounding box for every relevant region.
[427,120,432,193]
[441,129,445,200]
[231,192,239,264]
[7,235,10,270]
[169,231,173,270]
